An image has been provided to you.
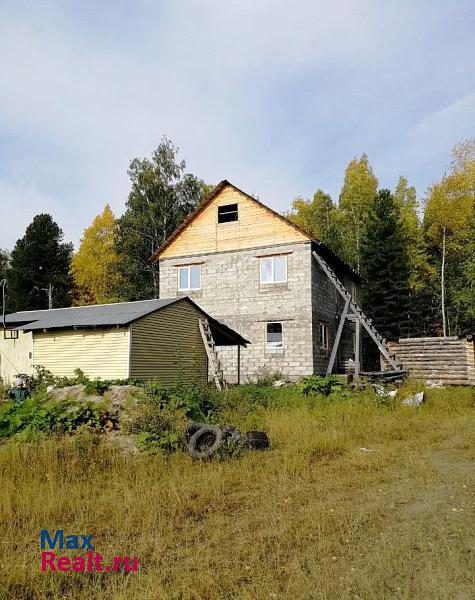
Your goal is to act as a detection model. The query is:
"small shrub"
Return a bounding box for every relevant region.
[0,378,9,399]
[135,431,180,453]
[83,379,110,396]
[0,392,115,440]
[296,375,342,396]
[25,365,56,392]
[125,389,188,453]
[139,382,217,421]
[71,426,101,457]
[254,367,283,386]
[72,368,89,385]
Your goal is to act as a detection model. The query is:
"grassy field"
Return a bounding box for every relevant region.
[0,384,474,599]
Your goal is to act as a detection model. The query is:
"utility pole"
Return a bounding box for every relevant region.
[42,283,54,309]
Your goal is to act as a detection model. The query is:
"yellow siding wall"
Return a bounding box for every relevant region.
[33,328,130,380]
[160,185,309,259]
[0,329,33,384]
[130,301,207,384]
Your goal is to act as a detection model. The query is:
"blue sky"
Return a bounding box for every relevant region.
[1,0,474,249]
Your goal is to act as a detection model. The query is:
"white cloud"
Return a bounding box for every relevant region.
[0,0,474,247]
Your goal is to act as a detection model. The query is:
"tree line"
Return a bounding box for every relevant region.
[286,140,475,339]
[1,137,474,341]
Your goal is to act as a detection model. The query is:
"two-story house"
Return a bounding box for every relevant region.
[154,180,360,382]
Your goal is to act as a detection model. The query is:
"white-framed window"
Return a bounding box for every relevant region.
[266,321,283,349]
[260,255,287,284]
[319,321,329,351]
[178,265,201,291]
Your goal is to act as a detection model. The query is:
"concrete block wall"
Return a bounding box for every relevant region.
[311,264,357,374]
[159,241,315,382]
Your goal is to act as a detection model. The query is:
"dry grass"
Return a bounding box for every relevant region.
[0,386,474,599]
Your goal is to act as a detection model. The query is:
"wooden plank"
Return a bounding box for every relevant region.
[326,297,350,375]
[355,319,361,379]
[312,250,399,370]
[199,319,222,391]
[237,344,241,385]
[161,186,309,258]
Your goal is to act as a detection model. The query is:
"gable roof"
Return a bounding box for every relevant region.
[4,297,249,346]
[5,298,179,330]
[153,180,309,260]
[153,180,359,281]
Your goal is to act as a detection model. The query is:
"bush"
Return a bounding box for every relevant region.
[24,366,139,396]
[135,431,180,453]
[0,394,115,441]
[126,396,186,454]
[125,383,219,453]
[296,375,343,396]
[83,379,110,396]
[139,382,217,421]
[254,367,283,386]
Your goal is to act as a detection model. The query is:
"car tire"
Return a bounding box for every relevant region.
[183,422,208,445]
[221,425,242,444]
[245,431,270,450]
[188,425,223,460]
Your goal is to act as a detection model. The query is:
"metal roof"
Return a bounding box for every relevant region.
[5,298,179,330]
[4,297,249,346]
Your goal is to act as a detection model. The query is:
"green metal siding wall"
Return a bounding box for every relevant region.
[129,300,207,384]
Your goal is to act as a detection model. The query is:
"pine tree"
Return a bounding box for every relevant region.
[451,206,475,332]
[8,214,73,312]
[361,190,411,340]
[71,205,122,305]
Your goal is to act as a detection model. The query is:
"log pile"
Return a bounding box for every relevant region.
[387,337,475,386]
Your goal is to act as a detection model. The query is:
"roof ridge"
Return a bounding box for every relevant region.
[11,298,169,315]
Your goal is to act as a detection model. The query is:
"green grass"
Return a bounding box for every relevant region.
[0,385,474,599]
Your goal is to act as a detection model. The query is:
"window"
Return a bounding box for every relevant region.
[218,203,238,223]
[260,255,287,284]
[3,329,19,340]
[266,322,283,349]
[178,265,201,291]
[319,322,329,351]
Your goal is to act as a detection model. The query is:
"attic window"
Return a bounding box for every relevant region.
[218,203,238,223]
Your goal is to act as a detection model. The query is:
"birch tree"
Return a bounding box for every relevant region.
[116,137,206,300]
[286,190,342,255]
[338,154,378,272]
[424,140,475,335]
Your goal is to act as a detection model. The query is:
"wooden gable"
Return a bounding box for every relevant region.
[159,183,310,259]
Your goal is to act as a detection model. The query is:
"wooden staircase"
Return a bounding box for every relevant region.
[199,318,226,390]
[312,251,401,375]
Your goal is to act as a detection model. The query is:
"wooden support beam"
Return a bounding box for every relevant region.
[357,315,398,370]
[326,297,350,376]
[355,318,361,379]
[312,249,400,372]
[237,344,241,385]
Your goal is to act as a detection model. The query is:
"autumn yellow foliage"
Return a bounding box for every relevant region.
[71,205,122,305]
